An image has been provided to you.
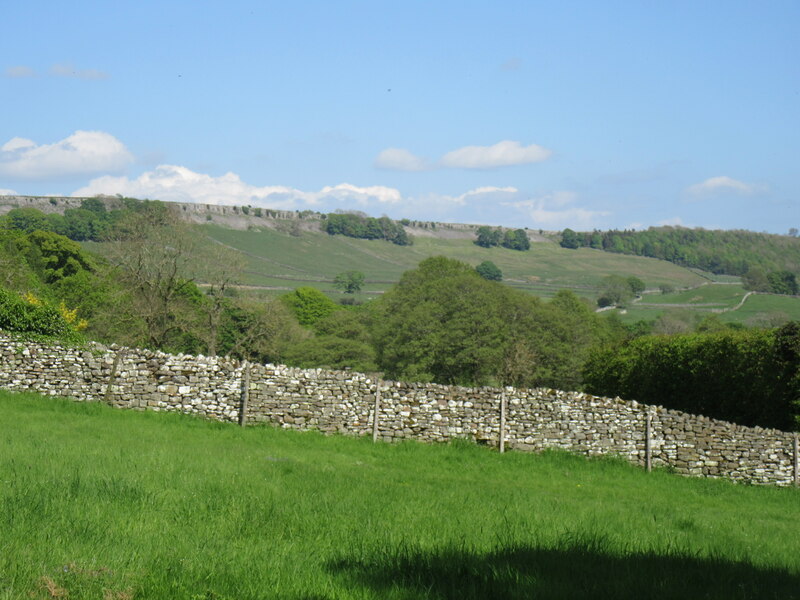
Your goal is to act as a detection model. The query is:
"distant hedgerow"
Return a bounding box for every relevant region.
[322,213,412,246]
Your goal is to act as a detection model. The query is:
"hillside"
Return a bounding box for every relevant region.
[199,223,708,298]
[2,389,799,599]
[561,226,800,278]
[4,194,800,326]
[195,224,800,325]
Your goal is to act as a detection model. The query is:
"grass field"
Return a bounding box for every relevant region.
[2,390,799,599]
[613,283,800,326]
[719,292,800,325]
[639,283,749,307]
[84,224,800,325]
[201,224,708,296]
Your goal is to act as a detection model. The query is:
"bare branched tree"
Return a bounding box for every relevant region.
[224,297,309,363]
[104,206,208,349]
[194,241,246,356]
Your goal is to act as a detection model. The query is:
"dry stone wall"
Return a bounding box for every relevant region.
[0,331,797,486]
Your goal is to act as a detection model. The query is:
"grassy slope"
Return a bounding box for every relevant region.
[719,293,800,324]
[614,283,800,325]
[85,222,800,322]
[201,224,708,298]
[2,390,799,599]
[641,284,749,306]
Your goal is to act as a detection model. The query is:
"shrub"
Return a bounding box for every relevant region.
[475,261,503,281]
[583,328,798,430]
[659,284,675,295]
[0,287,85,343]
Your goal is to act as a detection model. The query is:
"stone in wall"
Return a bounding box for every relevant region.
[0,330,796,486]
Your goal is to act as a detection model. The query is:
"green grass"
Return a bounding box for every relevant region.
[201,225,708,294]
[639,283,748,307]
[615,284,800,326]
[719,292,800,325]
[86,224,800,323]
[1,390,799,599]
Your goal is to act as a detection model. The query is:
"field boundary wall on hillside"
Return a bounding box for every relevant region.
[0,331,797,486]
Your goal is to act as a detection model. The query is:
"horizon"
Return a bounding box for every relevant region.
[1,1,798,235]
[2,192,799,237]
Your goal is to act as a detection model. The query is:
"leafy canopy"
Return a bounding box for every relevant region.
[333,271,365,294]
[371,256,612,388]
[475,260,502,281]
[281,287,341,327]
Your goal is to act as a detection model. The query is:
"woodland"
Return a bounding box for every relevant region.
[0,198,798,431]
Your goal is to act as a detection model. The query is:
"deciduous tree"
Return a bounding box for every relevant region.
[333,270,365,294]
[475,261,502,281]
[281,287,341,327]
[475,226,501,248]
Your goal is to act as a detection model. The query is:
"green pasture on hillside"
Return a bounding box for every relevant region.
[613,284,800,326]
[200,224,708,294]
[719,292,800,325]
[638,283,748,307]
[84,224,800,324]
[1,390,798,599]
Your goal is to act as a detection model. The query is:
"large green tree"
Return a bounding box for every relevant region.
[560,228,581,249]
[767,271,798,296]
[474,226,501,248]
[501,229,530,251]
[3,207,51,233]
[333,271,365,294]
[370,257,611,388]
[23,230,94,283]
[372,257,511,384]
[597,276,629,307]
[281,287,341,327]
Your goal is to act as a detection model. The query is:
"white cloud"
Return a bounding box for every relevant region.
[687,176,760,196]
[405,187,519,211]
[453,186,518,205]
[440,140,551,169]
[375,186,522,224]
[315,183,402,205]
[503,191,609,229]
[0,131,134,179]
[0,188,18,196]
[50,63,109,80]
[376,140,551,172]
[73,165,402,209]
[5,66,35,78]
[374,148,429,171]
[1,137,36,152]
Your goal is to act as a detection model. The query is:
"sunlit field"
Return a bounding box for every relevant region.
[1,390,798,599]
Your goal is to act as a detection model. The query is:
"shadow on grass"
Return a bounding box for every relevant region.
[317,538,800,600]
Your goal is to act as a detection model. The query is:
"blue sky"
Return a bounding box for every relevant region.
[1,1,797,233]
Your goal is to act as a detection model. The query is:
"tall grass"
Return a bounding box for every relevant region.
[1,390,798,599]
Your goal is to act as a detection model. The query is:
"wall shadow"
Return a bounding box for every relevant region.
[313,540,800,600]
